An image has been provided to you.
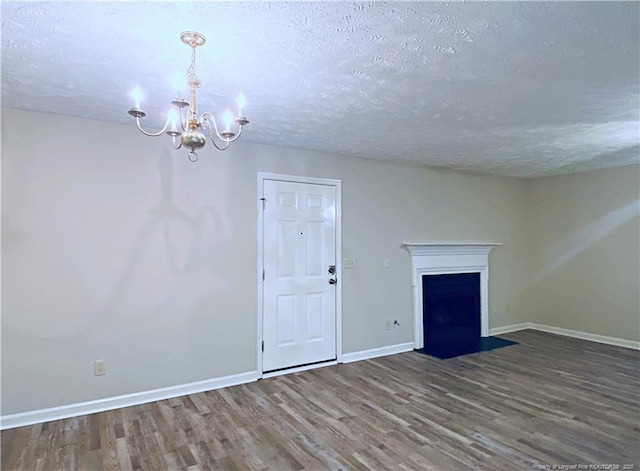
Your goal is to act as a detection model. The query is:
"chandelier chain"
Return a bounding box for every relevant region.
[187,47,200,87]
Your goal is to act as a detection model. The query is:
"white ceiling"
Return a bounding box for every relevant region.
[2,1,638,178]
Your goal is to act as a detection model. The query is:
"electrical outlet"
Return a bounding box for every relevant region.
[94,360,106,376]
[384,258,390,268]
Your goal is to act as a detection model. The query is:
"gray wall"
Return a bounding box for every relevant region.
[4,109,637,418]
[1,109,531,415]
[523,165,640,341]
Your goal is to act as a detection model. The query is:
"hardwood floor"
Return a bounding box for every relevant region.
[2,330,639,470]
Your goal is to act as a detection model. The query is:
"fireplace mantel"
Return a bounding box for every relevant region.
[402,242,502,349]
[403,242,502,256]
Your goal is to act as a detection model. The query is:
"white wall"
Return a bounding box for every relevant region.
[1,109,531,416]
[522,165,640,341]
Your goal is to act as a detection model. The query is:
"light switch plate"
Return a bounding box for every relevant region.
[94,360,106,376]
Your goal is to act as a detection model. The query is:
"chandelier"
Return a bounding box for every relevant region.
[127,31,249,162]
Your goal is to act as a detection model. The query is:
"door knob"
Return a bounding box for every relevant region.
[329,278,337,285]
[328,265,336,275]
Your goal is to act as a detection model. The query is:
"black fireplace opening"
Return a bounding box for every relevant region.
[422,272,481,358]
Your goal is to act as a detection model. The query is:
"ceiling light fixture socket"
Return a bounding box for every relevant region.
[128,108,146,118]
[170,99,190,109]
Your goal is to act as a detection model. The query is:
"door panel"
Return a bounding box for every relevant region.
[263,180,337,372]
[277,221,296,277]
[306,293,325,341]
[276,295,296,346]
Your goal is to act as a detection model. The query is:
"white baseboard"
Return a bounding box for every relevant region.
[527,323,640,350]
[488,323,530,336]
[342,342,414,363]
[0,370,259,431]
[489,323,640,350]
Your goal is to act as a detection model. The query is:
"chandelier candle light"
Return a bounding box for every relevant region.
[128,31,249,162]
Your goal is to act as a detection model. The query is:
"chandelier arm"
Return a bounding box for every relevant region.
[201,112,231,150]
[135,117,171,137]
[201,112,244,144]
[201,116,228,150]
[223,125,244,143]
[201,112,221,137]
[209,138,231,151]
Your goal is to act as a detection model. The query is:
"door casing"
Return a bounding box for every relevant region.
[257,172,342,377]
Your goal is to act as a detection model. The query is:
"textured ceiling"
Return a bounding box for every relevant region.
[1,1,639,177]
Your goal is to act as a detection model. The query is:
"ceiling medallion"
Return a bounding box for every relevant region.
[127,31,249,162]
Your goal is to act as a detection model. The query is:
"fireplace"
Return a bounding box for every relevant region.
[403,243,501,349]
[422,272,481,356]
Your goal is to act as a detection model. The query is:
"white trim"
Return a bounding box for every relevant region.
[262,360,338,379]
[0,371,259,431]
[335,182,343,363]
[342,342,414,363]
[488,323,640,350]
[403,243,503,257]
[257,173,343,376]
[257,176,265,375]
[403,243,501,349]
[488,323,530,336]
[528,323,640,350]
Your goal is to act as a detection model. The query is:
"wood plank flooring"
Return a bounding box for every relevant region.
[2,330,639,470]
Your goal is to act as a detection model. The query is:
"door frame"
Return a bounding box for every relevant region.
[257,172,343,377]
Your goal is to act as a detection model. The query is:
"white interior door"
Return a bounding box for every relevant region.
[262,179,337,372]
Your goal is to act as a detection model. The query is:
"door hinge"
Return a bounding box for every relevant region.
[260,197,266,210]
[262,269,265,281]
[261,341,264,352]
